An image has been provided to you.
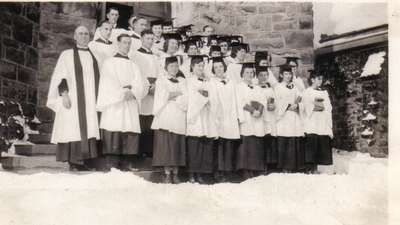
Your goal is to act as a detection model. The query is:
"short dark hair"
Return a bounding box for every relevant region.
[279,64,293,82]
[141,29,153,37]
[211,60,227,74]
[240,67,255,78]
[117,33,131,42]
[190,57,204,73]
[307,73,323,86]
[106,7,119,14]
[231,45,246,58]
[184,43,197,53]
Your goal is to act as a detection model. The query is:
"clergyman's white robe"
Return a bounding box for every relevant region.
[96,55,148,133]
[88,37,117,67]
[47,49,100,143]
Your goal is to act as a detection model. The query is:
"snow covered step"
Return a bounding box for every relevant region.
[1,155,68,170]
[28,133,51,144]
[14,144,57,156]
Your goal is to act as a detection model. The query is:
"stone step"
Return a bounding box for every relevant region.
[38,122,53,135]
[28,133,51,144]
[14,144,56,156]
[1,155,68,170]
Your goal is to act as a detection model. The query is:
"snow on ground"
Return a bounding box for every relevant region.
[0,151,387,225]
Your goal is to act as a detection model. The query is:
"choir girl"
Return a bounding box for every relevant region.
[88,20,117,66]
[226,43,249,82]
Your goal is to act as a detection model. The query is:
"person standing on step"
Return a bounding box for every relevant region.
[88,20,117,67]
[94,7,125,44]
[151,56,188,184]
[127,16,147,57]
[186,55,219,184]
[226,43,249,83]
[47,26,101,171]
[150,19,164,57]
[302,71,333,174]
[131,29,160,158]
[96,34,148,171]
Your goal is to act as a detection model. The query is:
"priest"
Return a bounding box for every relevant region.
[96,33,148,171]
[47,26,100,171]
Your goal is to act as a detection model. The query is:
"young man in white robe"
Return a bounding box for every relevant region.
[93,7,125,44]
[96,34,148,171]
[275,64,305,173]
[130,29,160,157]
[302,71,333,174]
[127,16,147,57]
[208,57,240,182]
[186,55,219,183]
[47,26,100,171]
[150,19,164,57]
[88,20,117,67]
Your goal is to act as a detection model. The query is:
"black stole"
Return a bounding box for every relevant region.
[72,46,100,159]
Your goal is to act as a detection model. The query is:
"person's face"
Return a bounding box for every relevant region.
[163,26,173,33]
[313,76,323,87]
[242,68,254,83]
[204,26,214,36]
[210,39,218,46]
[187,45,198,55]
[118,37,132,55]
[210,51,222,57]
[152,25,162,37]
[133,19,147,33]
[107,9,119,25]
[185,30,192,37]
[74,26,90,47]
[167,39,179,54]
[100,23,112,40]
[257,71,268,84]
[259,59,269,67]
[236,48,246,61]
[219,42,228,54]
[193,62,205,75]
[166,62,179,75]
[213,62,225,78]
[289,61,298,75]
[142,34,154,49]
[281,71,293,83]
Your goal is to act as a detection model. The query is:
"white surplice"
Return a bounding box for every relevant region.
[235,82,265,137]
[257,85,277,136]
[88,37,117,67]
[274,82,304,137]
[186,76,219,138]
[151,74,188,135]
[126,29,142,57]
[47,49,100,143]
[130,47,160,115]
[301,87,333,137]
[209,76,240,139]
[96,55,147,133]
[226,59,242,83]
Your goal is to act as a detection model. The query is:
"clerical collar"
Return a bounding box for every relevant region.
[248,84,254,89]
[76,45,89,51]
[216,77,227,85]
[286,83,294,89]
[138,47,153,55]
[197,76,207,82]
[168,76,179,83]
[95,37,112,45]
[260,83,271,88]
[114,53,129,60]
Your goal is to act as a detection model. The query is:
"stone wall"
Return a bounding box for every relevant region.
[172,2,314,76]
[0,3,40,105]
[316,43,388,157]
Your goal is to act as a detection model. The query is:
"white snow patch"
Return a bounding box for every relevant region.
[360,51,386,77]
[0,151,387,225]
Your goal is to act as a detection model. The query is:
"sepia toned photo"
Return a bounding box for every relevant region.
[0,1,391,225]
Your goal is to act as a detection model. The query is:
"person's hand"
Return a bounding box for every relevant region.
[267,103,275,111]
[61,92,71,109]
[198,89,208,97]
[124,91,135,101]
[168,91,182,101]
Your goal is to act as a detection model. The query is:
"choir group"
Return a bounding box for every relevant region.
[47,8,334,184]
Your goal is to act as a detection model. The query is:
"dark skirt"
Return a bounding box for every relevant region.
[217,138,239,172]
[152,129,186,167]
[305,134,333,165]
[277,136,305,171]
[265,135,278,164]
[56,138,98,165]
[187,136,214,173]
[139,115,154,156]
[101,129,139,155]
[236,136,265,171]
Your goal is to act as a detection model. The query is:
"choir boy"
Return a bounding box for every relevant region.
[96,34,147,171]
[127,16,148,55]
[151,56,188,184]
[302,71,333,174]
[47,26,100,171]
[274,64,305,173]
[255,51,278,87]
[186,55,219,183]
[284,56,306,92]
[131,29,160,157]
[235,63,266,179]
[88,20,116,66]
